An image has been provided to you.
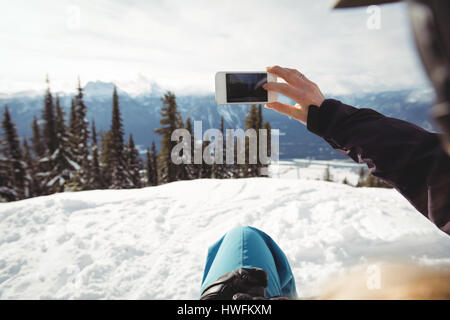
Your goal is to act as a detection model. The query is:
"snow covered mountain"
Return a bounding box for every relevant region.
[0,82,436,159]
[0,177,449,299]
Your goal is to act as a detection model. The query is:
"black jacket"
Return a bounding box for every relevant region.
[307,99,450,235]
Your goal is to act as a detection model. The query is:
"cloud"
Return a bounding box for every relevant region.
[0,0,431,95]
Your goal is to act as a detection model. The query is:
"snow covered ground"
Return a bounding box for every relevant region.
[269,159,365,185]
[1,178,450,299]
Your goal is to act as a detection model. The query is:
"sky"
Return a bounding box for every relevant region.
[0,0,432,95]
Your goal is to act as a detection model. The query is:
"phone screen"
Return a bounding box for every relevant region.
[226,73,268,103]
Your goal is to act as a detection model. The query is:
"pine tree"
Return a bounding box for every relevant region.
[126,134,142,188]
[218,117,225,178]
[91,120,97,145]
[46,96,79,192]
[150,140,158,186]
[69,97,77,152]
[260,121,272,176]
[243,104,269,177]
[31,116,45,158]
[30,117,44,195]
[1,106,26,200]
[183,117,198,179]
[100,130,113,187]
[255,105,269,176]
[37,77,58,194]
[109,86,129,188]
[263,121,271,156]
[22,139,36,198]
[89,120,103,190]
[0,154,13,202]
[71,78,90,189]
[244,105,259,177]
[186,117,202,179]
[42,77,58,156]
[257,105,263,129]
[154,91,183,183]
[231,134,243,178]
[212,117,230,179]
[145,147,153,186]
[172,113,189,182]
[145,141,160,186]
[200,132,212,178]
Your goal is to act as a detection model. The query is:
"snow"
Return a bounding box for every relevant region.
[270,159,365,185]
[67,159,81,171]
[0,178,449,300]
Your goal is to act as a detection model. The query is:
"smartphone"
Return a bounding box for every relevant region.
[215,71,277,105]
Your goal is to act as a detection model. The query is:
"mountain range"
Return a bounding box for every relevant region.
[0,82,436,160]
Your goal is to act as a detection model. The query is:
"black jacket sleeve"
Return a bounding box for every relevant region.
[307,99,450,235]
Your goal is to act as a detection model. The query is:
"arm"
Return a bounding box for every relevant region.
[307,99,450,234]
[263,66,450,235]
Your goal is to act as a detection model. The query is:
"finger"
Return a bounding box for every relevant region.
[266,65,304,86]
[285,68,303,78]
[263,82,302,102]
[265,101,299,120]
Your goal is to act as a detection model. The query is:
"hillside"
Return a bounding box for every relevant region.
[1,178,449,299]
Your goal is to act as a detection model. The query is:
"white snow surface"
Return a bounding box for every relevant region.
[1,178,450,299]
[270,159,365,185]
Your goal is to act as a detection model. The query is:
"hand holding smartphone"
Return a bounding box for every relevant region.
[215,71,277,105]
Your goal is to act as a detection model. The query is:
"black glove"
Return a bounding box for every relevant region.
[200,267,268,300]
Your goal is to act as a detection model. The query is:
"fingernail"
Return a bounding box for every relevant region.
[262,83,267,89]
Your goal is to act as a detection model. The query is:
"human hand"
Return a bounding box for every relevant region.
[200,267,267,300]
[263,66,325,126]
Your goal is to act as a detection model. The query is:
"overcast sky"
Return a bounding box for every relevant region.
[0,0,432,95]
